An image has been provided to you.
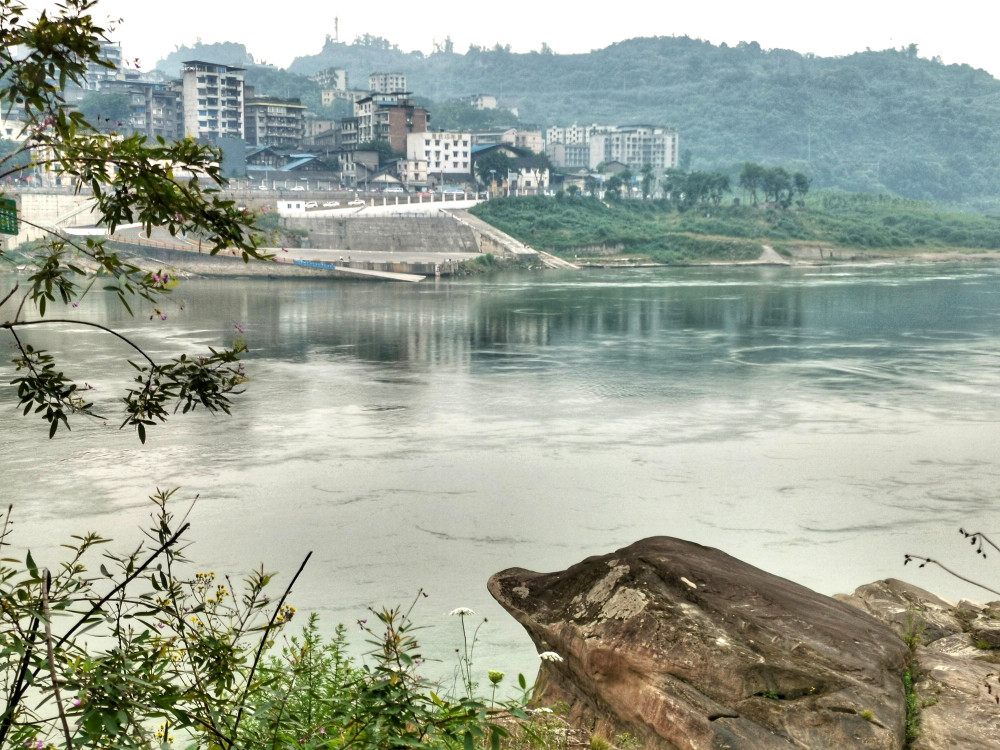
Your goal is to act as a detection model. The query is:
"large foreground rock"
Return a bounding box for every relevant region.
[488,537,910,749]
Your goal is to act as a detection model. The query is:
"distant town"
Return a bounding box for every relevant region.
[0,42,679,197]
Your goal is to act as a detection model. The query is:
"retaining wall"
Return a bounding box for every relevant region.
[280,216,479,254]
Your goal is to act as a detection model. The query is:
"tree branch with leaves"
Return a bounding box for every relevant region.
[0,0,269,441]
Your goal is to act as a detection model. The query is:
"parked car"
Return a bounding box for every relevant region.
[348,199,366,207]
[291,185,306,191]
[384,186,405,194]
[322,201,340,207]
[257,185,268,191]
[305,201,318,208]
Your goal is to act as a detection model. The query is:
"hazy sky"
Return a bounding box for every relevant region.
[28,0,1000,77]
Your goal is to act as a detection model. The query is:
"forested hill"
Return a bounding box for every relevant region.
[159,36,1000,208]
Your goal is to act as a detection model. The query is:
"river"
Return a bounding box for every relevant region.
[2,262,1000,685]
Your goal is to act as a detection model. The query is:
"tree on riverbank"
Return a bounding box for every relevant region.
[0,0,267,441]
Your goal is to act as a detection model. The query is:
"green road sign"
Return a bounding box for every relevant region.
[0,198,17,235]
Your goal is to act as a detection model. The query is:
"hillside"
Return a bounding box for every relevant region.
[157,36,1000,208]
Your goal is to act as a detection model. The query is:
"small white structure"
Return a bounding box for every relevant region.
[277,200,308,216]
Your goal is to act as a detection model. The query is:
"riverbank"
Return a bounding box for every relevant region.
[573,244,1000,269]
[470,193,1000,267]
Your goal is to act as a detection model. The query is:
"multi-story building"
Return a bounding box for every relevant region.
[545,123,608,147]
[304,114,338,140]
[470,128,542,153]
[369,72,406,93]
[546,123,678,171]
[546,142,590,169]
[146,82,183,141]
[588,126,678,172]
[354,93,429,153]
[95,79,183,140]
[505,129,543,154]
[510,154,550,193]
[340,116,359,149]
[314,67,359,107]
[244,96,306,148]
[406,131,472,186]
[181,60,245,141]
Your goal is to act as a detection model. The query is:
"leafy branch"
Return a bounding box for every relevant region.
[0,0,268,440]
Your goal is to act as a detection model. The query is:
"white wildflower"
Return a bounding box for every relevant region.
[538,651,564,663]
[449,607,475,616]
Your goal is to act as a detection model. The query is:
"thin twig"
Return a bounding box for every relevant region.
[3,317,158,367]
[960,528,1000,556]
[0,613,40,746]
[0,281,19,310]
[41,570,75,750]
[904,554,1000,598]
[230,551,313,747]
[0,504,12,548]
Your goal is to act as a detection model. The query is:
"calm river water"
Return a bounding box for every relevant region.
[3,263,1000,684]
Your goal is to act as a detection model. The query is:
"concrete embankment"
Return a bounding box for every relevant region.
[281,215,480,255]
[450,210,575,269]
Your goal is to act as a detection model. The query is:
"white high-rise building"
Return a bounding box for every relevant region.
[181,60,245,140]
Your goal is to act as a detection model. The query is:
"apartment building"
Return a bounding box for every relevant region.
[406,131,472,185]
[546,142,590,169]
[304,114,338,139]
[244,96,306,148]
[588,126,678,172]
[545,123,608,146]
[470,128,542,153]
[354,93,429,153]
[99,78,182,140]
[506,129,542,154]
[181,60,245,140]
[146,82,183,141]
[369,72,407,94]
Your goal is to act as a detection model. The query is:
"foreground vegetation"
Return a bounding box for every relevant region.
[0,491,587,749]
[470,191,1000,263]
